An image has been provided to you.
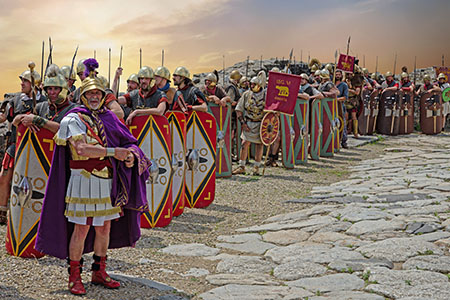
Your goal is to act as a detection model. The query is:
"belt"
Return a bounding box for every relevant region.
[70,158,112,173]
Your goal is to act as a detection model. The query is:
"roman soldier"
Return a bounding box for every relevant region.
[335,70,349,148]
[239,76,249,94]
[171,66,208,112]
[226,70,242,161]
[435,73,450,130]
[35,66,150,295]
[155,66,176,106]
[0,65,46,224]
[232,72,267,176]
[381,71,399,91]
[318,69,339,98]
[346,66,365,137]
[399,72,415,92]
[418,75,439,95]
[200,72,230,106]
[61,65,77,94]
[118,66,169,125]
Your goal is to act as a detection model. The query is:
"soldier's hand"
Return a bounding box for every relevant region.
[114,148,129,161]
[219,99,227,107]
[125,111,136,125]
[12,114,25,126]
[21,114,35,127]
[125,152,135,168]
[116,67,123,78]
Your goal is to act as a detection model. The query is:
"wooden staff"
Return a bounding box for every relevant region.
[28,62,37,114]
[116,46,123,97]
[162,49,164,66]
[140,48,142,69]
[40,41,44,79]
[94,50,96,59]
[68,45,79,86]
[222,55,225,86]
[108,48,111,88]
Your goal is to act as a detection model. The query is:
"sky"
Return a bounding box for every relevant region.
[0,0,449,96]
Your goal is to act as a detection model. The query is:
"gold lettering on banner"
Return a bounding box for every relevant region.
[204,192,211,201]
[42,138,54,151]
[164,208,171,218]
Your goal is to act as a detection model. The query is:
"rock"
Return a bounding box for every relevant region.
[265,205,338,223]
[328,258,393,272]
[181,268,209,277]
[364,267,450,300]
[109,272,176,292]
[273,260,327,281]
[356,238,443,262]
[435,238,450,247]
[406,222,443,234]
[264,243,332,264]
[139,258,157,264]
[346,219,405,236]
[287,273,364,293]
[216,255,275,274]
[217,233,261,243]
[330,207,392,223]
[307,291,385,300]
[216,239,276,255]
[403,255,450,273]
[160,243,220,257]
[199,284,313,300]
[236,216,336,233]
[308,231,353,244]
[262,230,310,245]
[206,274,279,286]
[410,231,450,242]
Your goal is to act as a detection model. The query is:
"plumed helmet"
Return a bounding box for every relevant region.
[138,66,154,79]
[43,64,69,105]
[80,59,106,111]
[229,69,242,81]
[205,73,217,83]
[173,66,190,79]
[300,73,309,80]
[401,72,409,79]
[127,73,139,84]
[319,69,330,79]
[154,66,171,81]
[61,65,77,81]
[438,73,447,80]
[385,71,393,78]
[423,74,431,81]
[354,65,362,74]
[76,58,87,74]
[371,73,377,80]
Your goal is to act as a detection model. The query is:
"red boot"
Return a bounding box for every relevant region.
[68,259,86,295]
[91,255,120,289]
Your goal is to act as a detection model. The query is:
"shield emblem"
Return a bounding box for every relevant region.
[185,111,216,208]
[442,87,450,102]
[367,90,380,135]
[282,99,309,166]
[207,103,232,178]
[358,89,372,135]
[320,98,335,157]
[129,115,173,228]
[420,91,442,135]
[398,90,414,134]
[6,125,55,258]
[377,90,400,135]
[310,99,322,160]
[260,112,280,146]
[165,111,186,217]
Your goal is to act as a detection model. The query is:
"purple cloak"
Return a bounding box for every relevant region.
[35,107,150,259]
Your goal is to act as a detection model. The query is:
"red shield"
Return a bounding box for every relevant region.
[208,103,232,178]
[129,115,173,228]
[320,98,335,157]
[6,125,55,258]
[310,99,322,160]
[265,72,301,115]
[185,111,216,208]
[165,111,187,217]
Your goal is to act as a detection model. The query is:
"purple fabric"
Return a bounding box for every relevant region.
[35,106,150,259]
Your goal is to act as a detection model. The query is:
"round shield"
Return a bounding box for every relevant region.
[442,87,450,102]
[260,112,280,146]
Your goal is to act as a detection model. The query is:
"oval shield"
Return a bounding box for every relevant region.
[260,112,280,146]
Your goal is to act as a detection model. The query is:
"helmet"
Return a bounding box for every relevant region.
[138,66,154,79]
[385,71,393,78]
[80,74,106,111]
[19,70,41,86]
[300,73,309,80]
[154,66,171,81]
[319,69,330,80]
[173,66,190,79]
[362,68,369,75]
[205,73,217,83]
[271,67,280,72]
[60,65,77,81]
[401,72,409,79]
[423,74,431,82]
[325,63,333,73]
[229,69,242,81]
[310,65,319,73]
[438,73,447,80]
[43,64,69,105]
[97,75,109,89]
[127,73,139,84]
[354,65,362,74]
[314,70,320,76]
[250,76,262,92]
[76,58,86,75]
[371,73,377,80]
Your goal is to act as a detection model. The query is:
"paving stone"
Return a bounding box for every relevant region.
[216,255,275,274]
[216,239,276,255]
[287,273,364,293]
[409,231,450,242]
[308,231,354,244]
[364,267,450,300]
[262,229,310,245]
[265,205,339,223]
[279,246,365,265]
[307,291,385,300]
[356,237,443,262]
[206,274,279,286]
[273,259,328,281]
[328,258,393,272]
[199,284,313,300]
[387,204,450,216]
[160,243,219,257]
[406,222,443,234]
[330,207,393,223]
[236,216,336,233]
[435,238,450,247]
[264,243,332,264]
[217,233,261,243]
[403,255,450,273]
[181,268,209,277]
[346,219,406,236]
[110,272,176,292]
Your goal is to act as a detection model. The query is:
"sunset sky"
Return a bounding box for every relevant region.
[1,0,449,96]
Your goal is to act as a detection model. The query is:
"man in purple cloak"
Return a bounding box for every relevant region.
[35,58,150,295]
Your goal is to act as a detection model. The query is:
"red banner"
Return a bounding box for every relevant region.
[434,66,450,82]
[337,54,355,73]
[265,71,301,116]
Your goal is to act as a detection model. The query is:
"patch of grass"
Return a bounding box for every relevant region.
[446,274,450,280]
[363,195,369,200]
[345,244,355,249]
[315,290,322,296]
[190,277,199,282]
[258,230,267,235]
[347,267,354,274]
[405,280,412,286]
[431,201,440,205]
[417,250,434,256]
[426,195,433,199]
[343,218,350,222]
[362,270,371,281]
[336,213,342,221]
[270,268,274,276]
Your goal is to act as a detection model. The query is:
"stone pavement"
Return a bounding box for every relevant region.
[160,133,450,300]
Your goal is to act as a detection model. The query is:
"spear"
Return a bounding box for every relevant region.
[140,48,142,69]
[222,55,225,86]
[346,36,351,56]
[363,55,366,68]
[116,46,123,97]
[375,56,378,76]
[94,50,96,59]
[40,41,44,79]
[393,52,397,76]
[333,50,338,85]
[442,54,445,67]
[48,37,52,65]
[108,48,111,88]
[45,37,53,74]
[413,56,417,86]
[28,62,37,114]
[245,56,249,78]
[162,49,164,66]
[301,50,303,63]
[68,45,79,86]
[260,55,262,69]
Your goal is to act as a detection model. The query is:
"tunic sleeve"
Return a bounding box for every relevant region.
[54,113,87,145]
